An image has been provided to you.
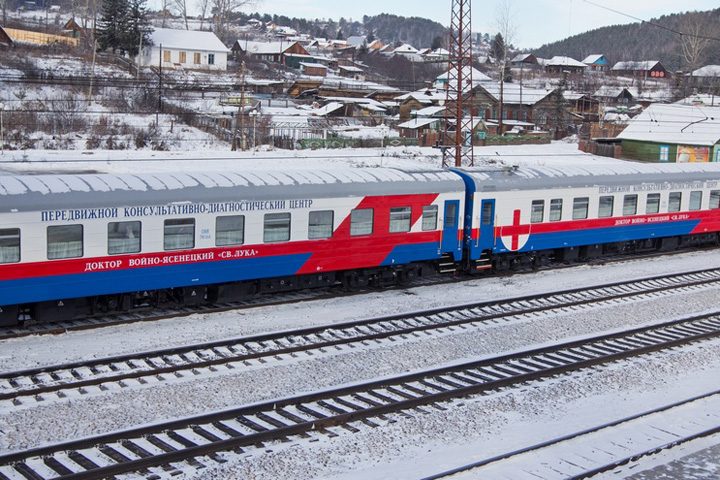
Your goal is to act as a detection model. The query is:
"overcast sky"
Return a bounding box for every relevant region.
[248,0,719,49]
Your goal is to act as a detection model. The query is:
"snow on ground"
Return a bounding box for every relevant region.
[1,143,719,479]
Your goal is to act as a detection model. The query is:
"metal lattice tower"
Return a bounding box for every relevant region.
[443,0,475,167]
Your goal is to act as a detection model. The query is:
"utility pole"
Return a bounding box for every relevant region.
[157,44,163,126]
[231,61,246,151]
[442,0,474,167]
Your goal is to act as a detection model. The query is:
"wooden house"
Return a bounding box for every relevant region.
[469,82,556,131]
[582,54,609,73]
[617,103,720,162]
[233,40,308,65]
[611,61,669,79]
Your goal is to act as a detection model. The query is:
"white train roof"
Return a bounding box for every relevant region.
[455,162,720,192]
[0,168,464,212]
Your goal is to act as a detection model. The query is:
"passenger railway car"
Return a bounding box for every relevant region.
[0,168,466,325]
[454,163,720,271]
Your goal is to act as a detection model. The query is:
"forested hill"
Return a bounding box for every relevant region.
[362,14,446,48]
[531,8,720,72]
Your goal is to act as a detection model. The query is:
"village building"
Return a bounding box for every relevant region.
[233,40,309,65]
[617,103,720,162]
[611,60,669,79]
[140,28,229,70]
[582,54,609,73]
[469,82,557,133]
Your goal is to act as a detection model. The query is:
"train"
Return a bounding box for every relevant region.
[2,162,720,326]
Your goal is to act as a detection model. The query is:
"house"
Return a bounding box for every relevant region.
[2,27,78,46]
[582,54,609,73]
[140,28,229,70]
[233,40,309,64]
[300,62,328,77]
[542,56,586,75]
[338,65,365,81]
[617,103,720,162]
[396,89,447,121]
[511,53,537,67]
[687,65,720,88]
[469,82,556,131]
[593,86,637,107]
[611,60,669,79]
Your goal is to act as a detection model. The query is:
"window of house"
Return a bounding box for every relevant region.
[646,193,661,214]
[350,209,373,236]
[163,50,171,62]
[164,218,195,250]
[48,225,83,259]
[208,53,215,65]
[669,192,682,212]
[308,211,333,239]
[389,207,412,233]
[689,191,702,211]
[530,200,544,223]
[549,199,563,221]
[623,194,638,215]
[598,196,614,218]
[263,213,291,243]
[572,197,589,220]
[108,221,141,254]
[194,52,201,64]
[216,215,244,246]
[710,190,720,209]
[179,51,186,63]
[422,205,438,230]
[0,228,20,264]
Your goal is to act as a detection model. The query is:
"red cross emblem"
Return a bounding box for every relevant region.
[496,209,530,251]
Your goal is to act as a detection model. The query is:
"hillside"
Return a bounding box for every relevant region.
[532,9,720,71]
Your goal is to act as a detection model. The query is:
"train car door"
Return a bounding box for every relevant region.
[442,200,460,256]
[478,199,496,253]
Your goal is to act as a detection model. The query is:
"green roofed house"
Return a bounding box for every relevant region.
[616,103,720,163]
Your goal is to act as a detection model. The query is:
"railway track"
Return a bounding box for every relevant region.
[423,390,720,480]
[2,268,720,406]
[2,313,720,479]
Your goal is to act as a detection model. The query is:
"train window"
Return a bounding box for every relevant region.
[164,218,195,250]
[108,221,141,255]
[47,225,83,259]
[350,209,374,236]
[216,215,245,246]
[422,205,438,230]
[572,197,589,220]
[263,213,291,243]
[669,192,682,212]
[481,202,493,225]
[308,211,333,239]
[445,203,458,228]
[646,194,661,214]
[530,200,544,223]
[710,190,720,209]
[389,207,412,233]
[689,191,702,211]
[0,228,20,264]
[549,199,563,222]
[623,195,638,216]
[598,196,614,218]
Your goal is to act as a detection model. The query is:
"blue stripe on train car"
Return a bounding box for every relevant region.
[493,220,700,254]
[0,254,312,306]
[380,242,445,266]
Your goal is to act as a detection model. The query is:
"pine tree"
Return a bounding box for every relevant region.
[97,0,152,56]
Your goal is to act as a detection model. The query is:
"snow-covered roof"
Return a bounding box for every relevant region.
[339,65,364,73]
[675,94,720,107]
[0,168,464,212]
[395,89,447,104]
[413,106,446,117]
[612,61,662,71]
[456,162,720,192]
[311,102,344,116]
[617,103,720,146]
[236,40,296,55]
[397,117,441,129]
[475,83,555,106]
[392,43,419,54]
[436,66,491,83]
[546,56,586,68]
[582,54,605,64]
[689,65,720,77]
[149,28,229,52]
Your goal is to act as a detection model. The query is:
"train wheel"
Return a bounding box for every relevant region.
[342,272,370,291]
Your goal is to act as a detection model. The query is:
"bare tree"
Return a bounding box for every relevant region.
[678,12,720,73]
[211,0,258,41]
[494,0,518,133]
[197,0,210,30]
[172,0,190,29]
